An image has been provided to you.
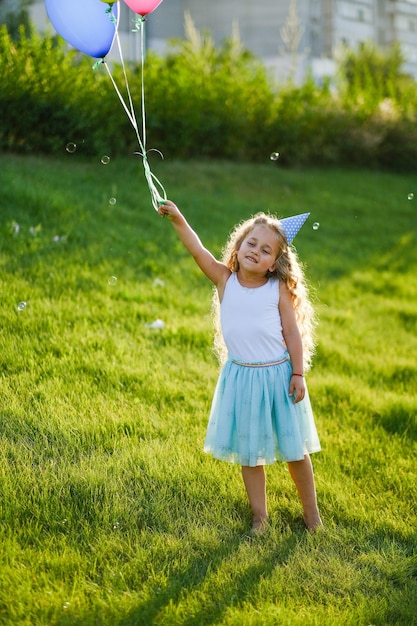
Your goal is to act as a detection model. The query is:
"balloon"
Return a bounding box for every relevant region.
[121,0,164,16]
[45,0,119,59]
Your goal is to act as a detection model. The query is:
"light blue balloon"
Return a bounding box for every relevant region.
[45,0,119,58]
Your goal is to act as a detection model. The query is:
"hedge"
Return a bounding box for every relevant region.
[1,24,417,170]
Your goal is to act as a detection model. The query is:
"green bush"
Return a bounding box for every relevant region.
[142,21,276,160]
[0,22,417,170]
[0,23,142,156]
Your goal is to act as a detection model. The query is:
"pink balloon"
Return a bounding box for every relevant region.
[121,0,164,16]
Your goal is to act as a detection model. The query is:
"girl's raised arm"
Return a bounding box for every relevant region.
[158,200,230,288]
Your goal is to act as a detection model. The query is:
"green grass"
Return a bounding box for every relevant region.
[0,152,416,625]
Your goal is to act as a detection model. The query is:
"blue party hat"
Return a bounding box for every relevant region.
[280,212,310,244]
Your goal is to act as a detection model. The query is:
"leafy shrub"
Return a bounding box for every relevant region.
[0,21,417,170]
[143,16,276,160]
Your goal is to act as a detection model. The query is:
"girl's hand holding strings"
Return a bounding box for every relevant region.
[158,199,181,221]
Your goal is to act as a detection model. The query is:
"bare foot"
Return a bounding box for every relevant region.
[251,516,270,534]
[303,514,323,532]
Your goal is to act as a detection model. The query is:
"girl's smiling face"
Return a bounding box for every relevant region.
[237,225,280,277]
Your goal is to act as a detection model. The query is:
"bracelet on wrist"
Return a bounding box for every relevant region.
[291,373,304,377]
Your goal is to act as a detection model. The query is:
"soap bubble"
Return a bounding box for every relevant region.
[408,193,414,200]
[101,155,111,165]
[146,319,165,329]
[312,222,320,231]
[109,197,117,205]
[108,276,118,286]
[66,142,77,153]
[17,301,27,311]
[270,152,280,161]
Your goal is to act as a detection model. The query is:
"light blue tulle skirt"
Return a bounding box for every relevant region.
[204,356,321,467]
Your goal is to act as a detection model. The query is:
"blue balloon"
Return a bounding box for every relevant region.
[45,0,119,59]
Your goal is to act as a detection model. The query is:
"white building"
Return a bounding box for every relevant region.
[3,0,417,80]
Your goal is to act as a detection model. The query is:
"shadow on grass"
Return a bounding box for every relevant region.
[373,401,417,441]
[358,526,417,626]
[119,528,301,626]
[71,520,416,626]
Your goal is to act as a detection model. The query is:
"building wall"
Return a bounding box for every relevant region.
[0,0,16,20]
[5,0,417,80]
[388,0,417,73]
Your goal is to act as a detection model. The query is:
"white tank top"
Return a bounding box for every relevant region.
[220,272,287,362]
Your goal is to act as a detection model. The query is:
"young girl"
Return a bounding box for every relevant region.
[158,200,322,532]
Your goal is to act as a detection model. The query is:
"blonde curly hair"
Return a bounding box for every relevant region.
[212,212,317,370]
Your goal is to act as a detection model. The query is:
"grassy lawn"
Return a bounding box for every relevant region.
[0,152,416,625]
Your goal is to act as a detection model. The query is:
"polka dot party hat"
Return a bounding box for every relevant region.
[279,212,310,244]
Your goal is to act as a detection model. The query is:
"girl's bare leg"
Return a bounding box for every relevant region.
[287,454,322,531]
[241,465,269,531]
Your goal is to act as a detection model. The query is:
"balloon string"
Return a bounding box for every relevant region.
[139,18,147,152]
[99,9,167,211]
[134,18,167,210]
[103,61,138,133]
[114,24,140,140]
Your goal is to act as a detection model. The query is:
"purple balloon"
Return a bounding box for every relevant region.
[45,0,119,58]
